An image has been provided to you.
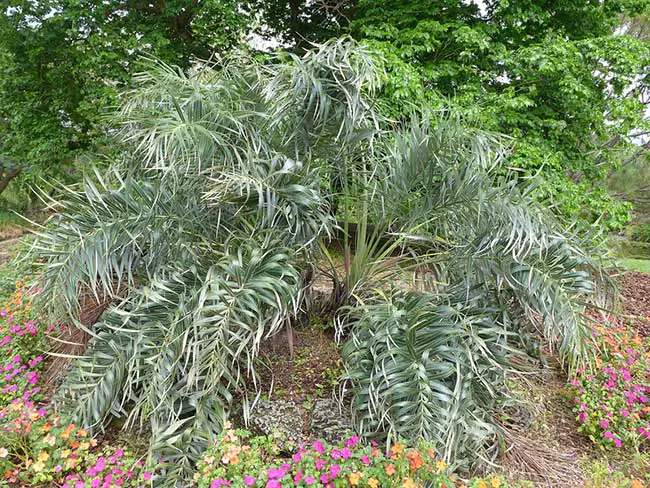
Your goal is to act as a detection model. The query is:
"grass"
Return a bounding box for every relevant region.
[618,257,650,274]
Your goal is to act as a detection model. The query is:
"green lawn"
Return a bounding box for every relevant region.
[619,257,650,274]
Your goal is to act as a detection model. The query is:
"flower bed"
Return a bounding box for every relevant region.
[0,280,153,487]
[193,428,509,488]
[569,317,650,450]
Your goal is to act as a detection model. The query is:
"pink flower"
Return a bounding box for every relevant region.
[211,480,231,488]
[600,419,609,429]
[143,472,152,481]
[244,476,256,486]
[330,464,341,478]
[266,482,280,488]
[603,431,614,439]
[614,438,622,447]
[266,468,286,479]
[320,474,329,484]
[345,435,359,448]
[340,447,351,459]
[621,409,630,417]
[305,476,315,485]
[361,455,370,465]
[331,449,341,460]
[292,452,302,463]
[312,440,325,454]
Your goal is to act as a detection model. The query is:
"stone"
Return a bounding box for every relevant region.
[249,400,306,448]
[309,399,354,443]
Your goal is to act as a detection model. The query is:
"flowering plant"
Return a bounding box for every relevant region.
[193,428,509,488]
[0,279,154,487]
[569,319,650,450]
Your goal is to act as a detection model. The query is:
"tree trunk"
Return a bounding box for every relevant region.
[0,167,20,195]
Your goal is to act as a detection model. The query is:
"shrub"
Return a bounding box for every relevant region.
[31,39,608,484]
[193,427,510,488]
[629,224,650,243]
[569,319,650,450]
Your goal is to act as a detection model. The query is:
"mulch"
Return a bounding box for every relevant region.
[618,271,650,336]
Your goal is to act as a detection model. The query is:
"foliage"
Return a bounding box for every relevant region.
[569,318,650,450]
[306,0,650,229]
[0,0,250,194]
[629,224,650,243]
[583,454,649,488]
[0,278,154,487]
[342,290,510,470]
[193,427,510,488]
[29,40,610,484]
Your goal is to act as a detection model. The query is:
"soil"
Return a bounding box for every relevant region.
[618,271,650,336]
[255,325,343,404]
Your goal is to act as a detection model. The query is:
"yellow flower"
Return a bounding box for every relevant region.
[368,478,379,488]
[37,451,49,462]
[60,449,71,459]
[435,460,447,472]
[402,478,416,488]
[477,481,488,488]
[490,477,502,488]
[80,442,89,450]
[349,472,361,485]
[0,448,7,458]
[391,443,405,455]
[32,461,45,473]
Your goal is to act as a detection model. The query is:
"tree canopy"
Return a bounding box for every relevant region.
[255,0,650,228]
[0,0,248,193]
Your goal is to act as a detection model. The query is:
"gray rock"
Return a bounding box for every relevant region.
[309,399,354,443]
[250,400,306,448]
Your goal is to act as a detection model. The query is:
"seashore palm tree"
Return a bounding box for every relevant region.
[30,39,609,484]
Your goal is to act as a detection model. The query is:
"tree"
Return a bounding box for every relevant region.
[254,0,650,229]
[31,40,608,485]
[0,0,249,195]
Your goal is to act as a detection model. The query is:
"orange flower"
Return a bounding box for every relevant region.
[385,464,396,476]
[77,429,88,438]
[70,440,79,449]
[407,450,423,470]
[631,480,644,488]
[477,481,488,488]
[402,478,416,488]
[490,477,502,488]
[391,443,405,455]
[349,472,361,485]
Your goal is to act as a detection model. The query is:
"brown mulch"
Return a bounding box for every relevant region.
[618,271,650,336]
[255,326,343,404]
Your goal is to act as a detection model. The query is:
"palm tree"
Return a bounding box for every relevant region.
[30,38,608,484]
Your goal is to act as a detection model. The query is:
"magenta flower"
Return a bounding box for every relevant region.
[600,419,609,429]
[305,476,315,485]
[244,475,256,486]
[266,468,286,479]
[603,431,614,439]
[266,481,280,488]
[312,440,325,454]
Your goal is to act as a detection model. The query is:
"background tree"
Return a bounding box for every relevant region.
[0,0,249,197]
[254,0,650,229]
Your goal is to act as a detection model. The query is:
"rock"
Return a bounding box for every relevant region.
[309,399,354,443]
[249,400,305,448]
